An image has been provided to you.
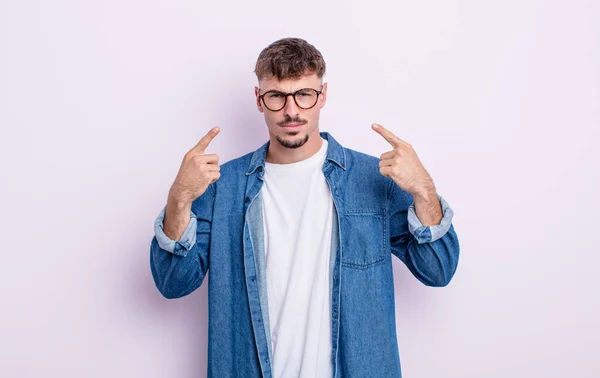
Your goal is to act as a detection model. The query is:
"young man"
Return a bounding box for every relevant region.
[151,38,459,378]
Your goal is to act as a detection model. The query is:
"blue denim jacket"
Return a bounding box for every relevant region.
[150,132,459,377]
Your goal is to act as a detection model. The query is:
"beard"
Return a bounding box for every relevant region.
[276,131,310,149]
[275,115,310,148]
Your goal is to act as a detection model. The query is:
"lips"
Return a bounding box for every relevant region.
[281,123,304,127]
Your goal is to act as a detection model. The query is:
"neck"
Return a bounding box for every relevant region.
[265,128,323,164]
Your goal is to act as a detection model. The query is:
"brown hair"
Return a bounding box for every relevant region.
[254,38,326,81]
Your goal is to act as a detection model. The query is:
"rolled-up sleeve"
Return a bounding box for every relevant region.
[150,183,215,299]
[153,206,197,257]
[407,195,454,244]
[389,181,460,287]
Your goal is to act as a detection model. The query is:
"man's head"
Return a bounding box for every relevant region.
[254,38,327,149]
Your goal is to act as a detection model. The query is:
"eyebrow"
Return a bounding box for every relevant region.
[263,87,313,93]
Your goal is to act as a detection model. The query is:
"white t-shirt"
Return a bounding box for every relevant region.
[262,138,333,378]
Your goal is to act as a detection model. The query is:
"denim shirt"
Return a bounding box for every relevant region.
[150,132,459,378]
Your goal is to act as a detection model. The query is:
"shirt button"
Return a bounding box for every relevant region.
[245,196,250,202]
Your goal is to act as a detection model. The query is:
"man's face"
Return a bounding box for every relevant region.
[255,73,327,149]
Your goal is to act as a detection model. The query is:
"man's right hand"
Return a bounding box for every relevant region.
[163,127,221,242]
[169,127,221,206]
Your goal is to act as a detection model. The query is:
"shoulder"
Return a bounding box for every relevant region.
[340,146,395,194]
[343,146,381,166]
[220,151,254,174]
[342,146,384,178]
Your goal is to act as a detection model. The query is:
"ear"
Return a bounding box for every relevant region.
[319,82,328,109]
[255,86,264,113]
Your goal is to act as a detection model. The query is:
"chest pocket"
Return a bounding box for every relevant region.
[340,209,388,269]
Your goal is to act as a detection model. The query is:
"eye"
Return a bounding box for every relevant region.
[298,90,315,97]
[268,92,284,98]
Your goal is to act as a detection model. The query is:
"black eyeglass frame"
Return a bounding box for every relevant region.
[257,85,324,112]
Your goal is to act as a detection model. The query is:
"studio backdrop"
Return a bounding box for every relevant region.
[1,0,599,377]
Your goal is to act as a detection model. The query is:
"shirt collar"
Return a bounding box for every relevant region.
[246,131,346,176]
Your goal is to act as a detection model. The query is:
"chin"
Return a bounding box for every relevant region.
[276,132,310,149]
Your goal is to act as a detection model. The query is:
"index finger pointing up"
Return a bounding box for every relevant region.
[372,123,402,147]
[193,127,220,154]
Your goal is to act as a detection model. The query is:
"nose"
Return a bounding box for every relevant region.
[282,94,300,118]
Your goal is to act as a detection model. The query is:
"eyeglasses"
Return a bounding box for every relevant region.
[258,86,323,112]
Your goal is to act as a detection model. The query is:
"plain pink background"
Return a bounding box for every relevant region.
[1,0,599,377]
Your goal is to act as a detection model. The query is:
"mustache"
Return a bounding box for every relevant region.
[278,117,307,126]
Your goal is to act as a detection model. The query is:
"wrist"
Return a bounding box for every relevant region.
[411,182,437,204]
[167,189,192,211]
[413,190,436,202]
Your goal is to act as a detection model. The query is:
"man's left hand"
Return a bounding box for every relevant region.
[372,123,436,198]
[372,123,443,226]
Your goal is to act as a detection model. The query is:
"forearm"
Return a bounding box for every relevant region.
[389,178,459,286]
[151,199,205,299]
[150,238,204,298]
[163,191,192,241]
[412,188,443,227]
[405,226,460,287]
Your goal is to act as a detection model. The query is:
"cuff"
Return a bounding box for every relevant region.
[407,195,454,244]
[153,205,197,257]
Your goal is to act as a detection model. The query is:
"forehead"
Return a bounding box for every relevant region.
[259,73,322,92]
